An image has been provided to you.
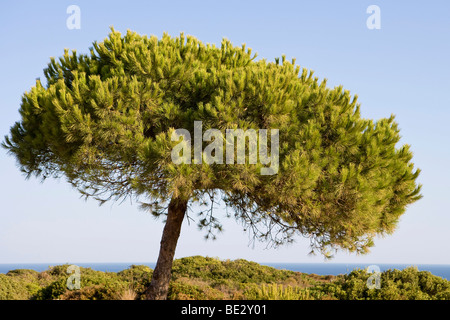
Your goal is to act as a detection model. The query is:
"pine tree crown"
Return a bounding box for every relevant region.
[3,28,422,258]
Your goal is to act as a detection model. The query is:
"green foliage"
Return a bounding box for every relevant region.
[322,266,450,300]
[0,269,52,300]
[6,269,39,277]
[168,280,210,300]
[3,29,422,257]
[117,264,153,299]
[0,274,32,300]
[34,278,67,300]
[1,257,449,300]
[243,283,313,300]
[34,265,130,300]
[172,256,296,284]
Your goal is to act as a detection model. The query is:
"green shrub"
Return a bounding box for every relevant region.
[172,256,296,284]
[0,274,32,300]
[1,258,449,301]
[168,280,208,300]
[34,266,130,300]
[321,266,450,300]
[243,283,329,300]
[243,283,309,300]
[0,269,48,300]
[6,269,39,277]
[117,265,153,299]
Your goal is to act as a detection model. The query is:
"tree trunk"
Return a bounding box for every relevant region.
[146,198,188,300]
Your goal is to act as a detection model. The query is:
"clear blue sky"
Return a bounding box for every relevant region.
[0,0,449,264]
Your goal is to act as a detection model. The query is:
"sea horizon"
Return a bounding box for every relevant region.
[1,261,449,280]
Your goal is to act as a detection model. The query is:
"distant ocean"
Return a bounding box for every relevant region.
[1,262,450,280]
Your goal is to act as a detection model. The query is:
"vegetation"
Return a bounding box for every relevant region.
[0,256,448,300]
[3,29,422,299]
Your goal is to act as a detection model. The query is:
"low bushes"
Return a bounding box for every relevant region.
[1,257,449,300]
[322,266,450,300]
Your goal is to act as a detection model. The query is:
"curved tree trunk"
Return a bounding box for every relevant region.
[146,198,188,300]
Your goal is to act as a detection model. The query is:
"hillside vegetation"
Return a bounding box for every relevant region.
[0,256,449,300]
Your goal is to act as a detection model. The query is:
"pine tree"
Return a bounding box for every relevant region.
[3,28,422,300]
